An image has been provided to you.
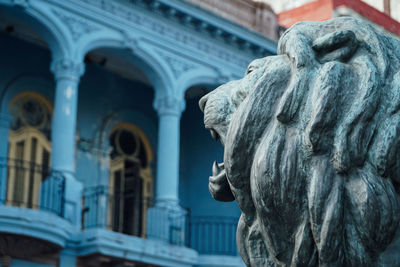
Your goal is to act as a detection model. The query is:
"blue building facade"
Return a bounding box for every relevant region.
[0,0,276,266]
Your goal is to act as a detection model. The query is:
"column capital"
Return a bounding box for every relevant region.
[50,58,85,82]
[153,96,186,116]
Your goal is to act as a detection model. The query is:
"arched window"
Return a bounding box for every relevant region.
[6,92,52,209]
[107,123,153,237]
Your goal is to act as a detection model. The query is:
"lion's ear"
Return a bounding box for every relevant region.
[312,30,359,63]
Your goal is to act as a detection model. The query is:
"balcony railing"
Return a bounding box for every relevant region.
[83,186,189,246]
[82,186,152,235]
[82,186,239,255]
[187,216,238,256]
[0,158,65,217]
[146,204,188,246]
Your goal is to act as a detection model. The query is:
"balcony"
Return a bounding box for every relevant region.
[82,185,239,254]
[0,158,65,215]
[82,185,153,234]
[0,158,72,251]
[82,185,188,246]
[80,185,195,266]
[80,186,241,266]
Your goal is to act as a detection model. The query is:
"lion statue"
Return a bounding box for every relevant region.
[199,17,400,266]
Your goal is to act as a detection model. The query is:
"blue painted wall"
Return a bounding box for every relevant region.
[0,32,54,114]
[76,62,157,187]
[77,63,157,141]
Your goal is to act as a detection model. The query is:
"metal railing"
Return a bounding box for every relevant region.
[82,186,239,254]
[146,204,188,246]
[0,158,65,217]
[82,185,109,229]
[83,185,189,246]
[187,216,239,256]
[83,186,187,246]
[82,185,153,237]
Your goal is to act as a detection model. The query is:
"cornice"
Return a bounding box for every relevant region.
[75,0,276,58]
[55,0,249,71]
[137,0,277,56]
[21,0,279,77]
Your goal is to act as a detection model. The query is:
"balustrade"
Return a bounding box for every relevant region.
[82,188,239,254]
[187,216,239,256]
[0,157,65,217]
[82,186,154,238]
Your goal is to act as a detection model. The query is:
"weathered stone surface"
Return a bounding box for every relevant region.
[199,17,400,266]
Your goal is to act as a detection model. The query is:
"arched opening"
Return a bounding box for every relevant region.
[6,91,52,209]
[77,45,159,236]
[84,47,151,86]
[107,123,153,237]
[0,4,67,61]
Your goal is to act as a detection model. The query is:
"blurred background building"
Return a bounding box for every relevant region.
[0,0,276,267]
[0,0,398,267]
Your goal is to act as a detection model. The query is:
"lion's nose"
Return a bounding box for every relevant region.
[199,94,209,113]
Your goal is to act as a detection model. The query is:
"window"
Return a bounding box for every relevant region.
[107,123,153,237]
[6,92,52,209]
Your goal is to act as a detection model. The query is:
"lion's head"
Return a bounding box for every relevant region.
[200,17,400,266]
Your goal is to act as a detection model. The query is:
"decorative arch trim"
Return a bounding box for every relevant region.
[9,90,53,114]
[76,32,175,96]
[0,2,71,59]
[110,122,153,164]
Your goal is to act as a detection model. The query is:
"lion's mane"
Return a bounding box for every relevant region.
[201,17,400,266]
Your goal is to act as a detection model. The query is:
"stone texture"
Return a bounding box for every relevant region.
[200,17,400,266]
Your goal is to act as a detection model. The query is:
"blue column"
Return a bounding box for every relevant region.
[44,59,84,226]
[50,59,84,173]
[0,113,12,205]
[147,95,187,245]
[153,95,185,207]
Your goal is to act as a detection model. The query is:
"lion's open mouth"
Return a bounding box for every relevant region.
[209,128,227,184]
[202,98,234,201]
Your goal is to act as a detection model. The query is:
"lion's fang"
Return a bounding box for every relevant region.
[212,160,221,176]
[210,129,219,141]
